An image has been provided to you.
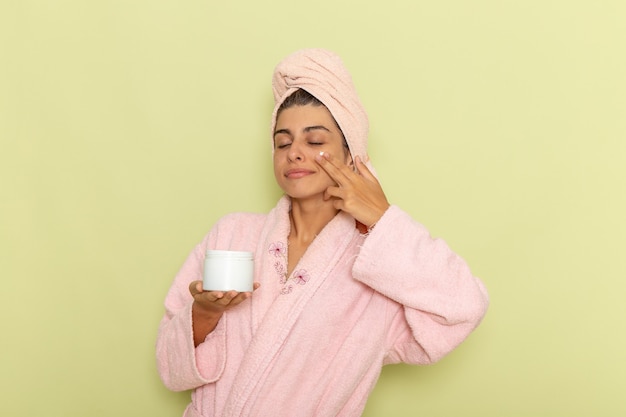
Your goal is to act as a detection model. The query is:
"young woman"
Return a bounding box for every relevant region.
[157,49,489,417]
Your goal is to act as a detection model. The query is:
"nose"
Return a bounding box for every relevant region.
[287,141,304,162]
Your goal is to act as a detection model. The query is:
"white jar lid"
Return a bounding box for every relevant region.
[205,249,254,260]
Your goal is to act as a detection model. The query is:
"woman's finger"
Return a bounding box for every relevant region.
[324,184,341,198]
[315,152,352,185]
[354,156,376,181]
[215,291,237,305]
[189,280,204,296]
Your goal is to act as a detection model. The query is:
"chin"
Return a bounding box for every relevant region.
[284,190,326,201]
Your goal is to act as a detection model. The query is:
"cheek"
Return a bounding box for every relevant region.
[272,156,281,176]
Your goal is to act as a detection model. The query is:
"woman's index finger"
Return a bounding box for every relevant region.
[315,151,349,183]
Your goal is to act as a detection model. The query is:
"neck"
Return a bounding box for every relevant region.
[288,197,339,244]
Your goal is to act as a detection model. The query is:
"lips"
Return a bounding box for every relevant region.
[285,168,315,179]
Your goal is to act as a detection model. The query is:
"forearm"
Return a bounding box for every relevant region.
[192,302,223,347]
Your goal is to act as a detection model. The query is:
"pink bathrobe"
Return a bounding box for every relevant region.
[156,196,489,417]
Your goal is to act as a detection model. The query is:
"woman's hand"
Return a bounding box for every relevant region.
[190,280,259,315]
[315,152,390,229]
[189,280,260,346]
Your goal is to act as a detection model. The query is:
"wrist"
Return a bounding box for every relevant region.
[367,204,389,230]
[192,300,223,320]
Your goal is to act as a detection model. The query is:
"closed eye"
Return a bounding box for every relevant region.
[276,143,291,149]
[274,136,292,149]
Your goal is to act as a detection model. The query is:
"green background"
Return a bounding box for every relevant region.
[2,1,624,416]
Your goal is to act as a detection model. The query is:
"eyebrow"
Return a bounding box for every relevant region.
[273,125,331,138]
[304,125,331,133]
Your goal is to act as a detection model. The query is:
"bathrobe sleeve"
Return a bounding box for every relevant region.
[155,239,228,391]
[352,205,489,365]
[156,213,264,391]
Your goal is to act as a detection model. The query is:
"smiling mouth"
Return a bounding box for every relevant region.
[285,169,314,179]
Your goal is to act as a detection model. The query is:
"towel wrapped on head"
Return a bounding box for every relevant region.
[271,48,370,165]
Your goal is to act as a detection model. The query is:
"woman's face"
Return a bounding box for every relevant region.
[273,104,351,200]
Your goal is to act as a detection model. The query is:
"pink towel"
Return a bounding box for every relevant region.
[271,49,370,165]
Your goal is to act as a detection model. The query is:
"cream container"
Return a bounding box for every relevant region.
[203,250,254,292]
